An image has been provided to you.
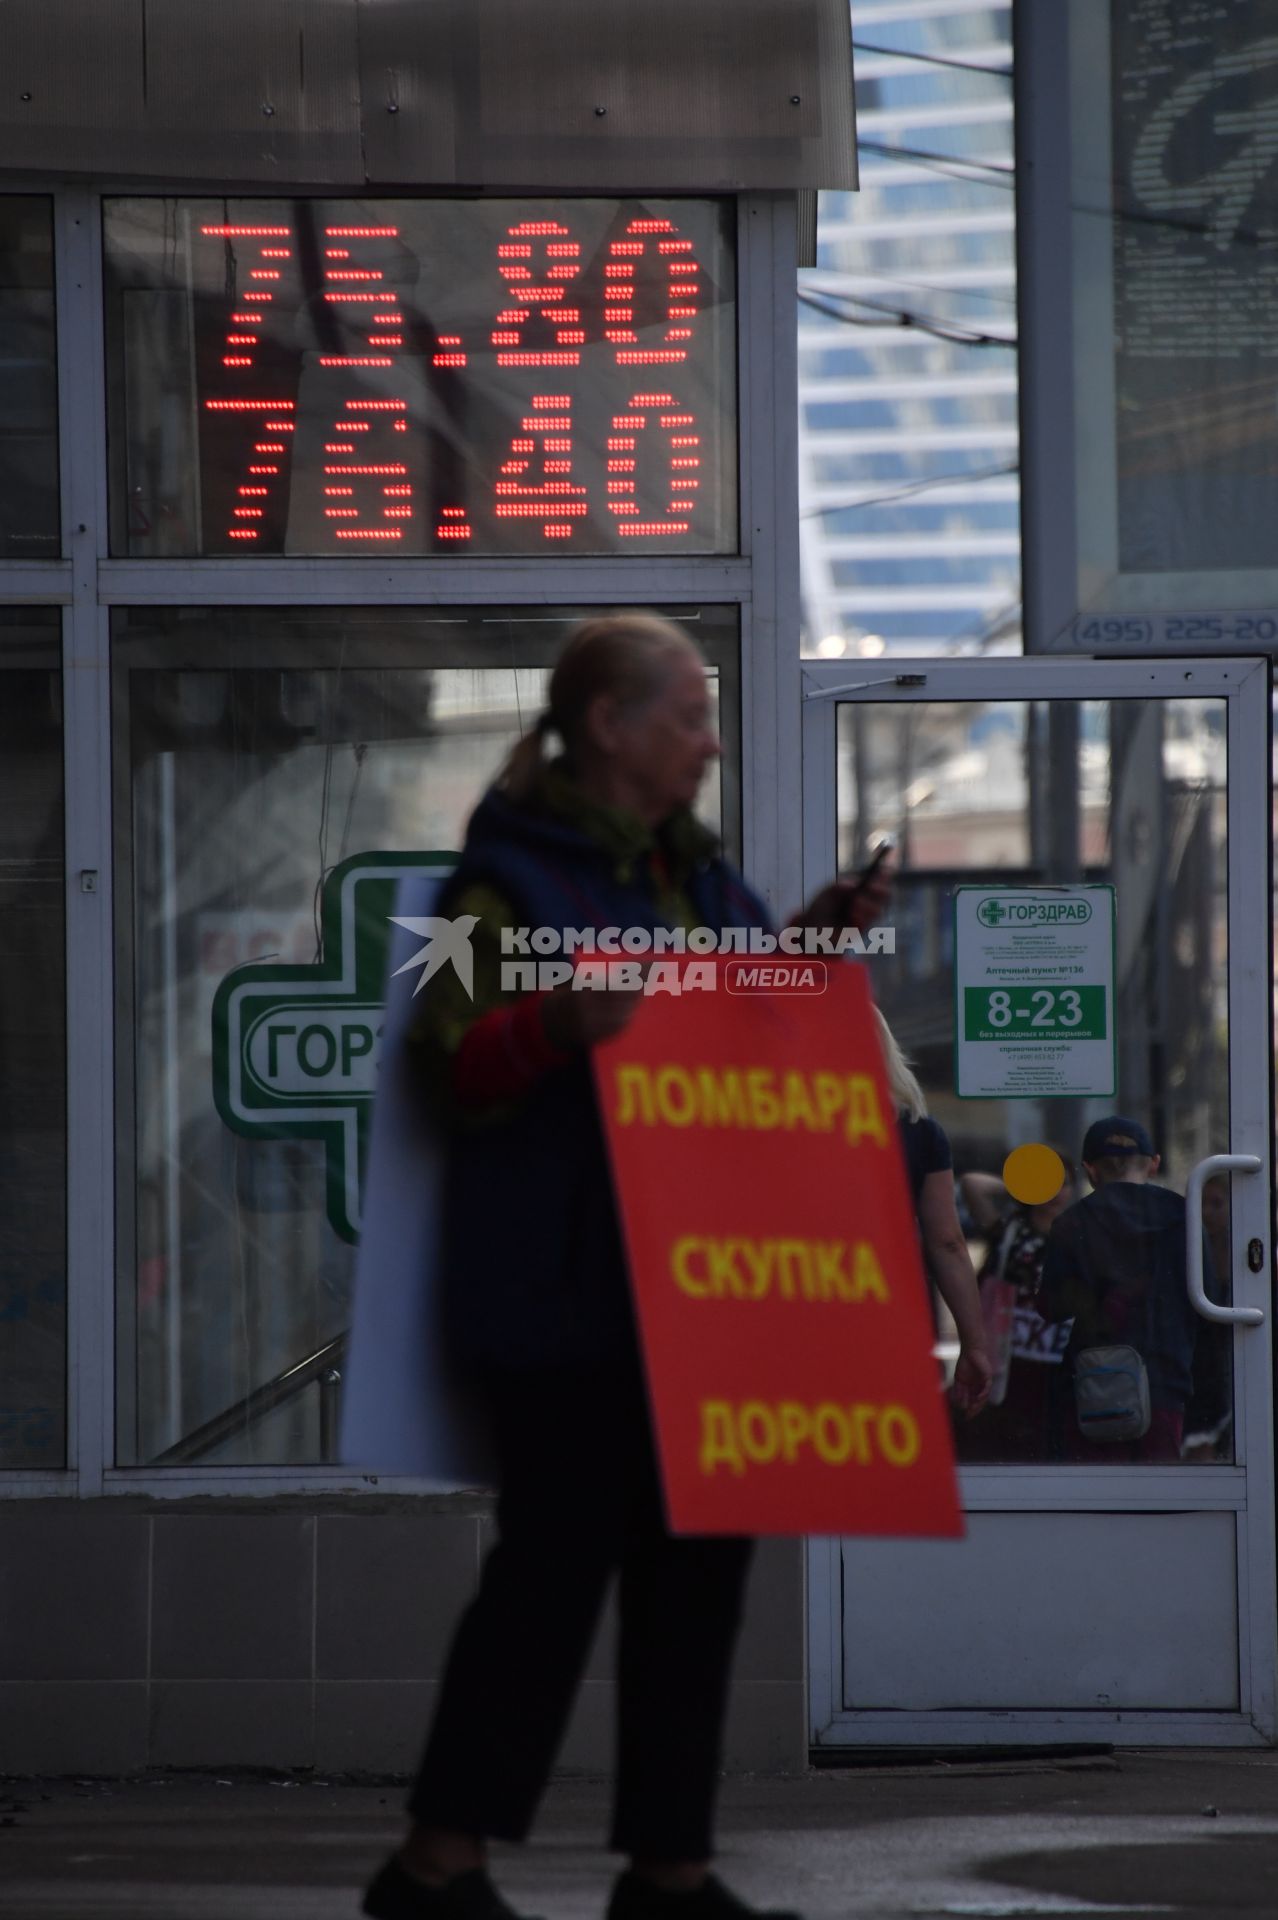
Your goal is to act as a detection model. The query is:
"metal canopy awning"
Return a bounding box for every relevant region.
[0,0,857,198]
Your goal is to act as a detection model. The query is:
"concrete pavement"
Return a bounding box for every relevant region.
[2,1752,1278,1918]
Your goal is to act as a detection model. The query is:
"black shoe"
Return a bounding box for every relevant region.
[363,1859,545,1920]
[607,1870,802,1920]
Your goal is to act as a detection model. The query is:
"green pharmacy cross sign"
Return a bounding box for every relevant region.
[212,852,455,1243]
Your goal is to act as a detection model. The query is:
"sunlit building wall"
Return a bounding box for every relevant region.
[799,0,1020,659]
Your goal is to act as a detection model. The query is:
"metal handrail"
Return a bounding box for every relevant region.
[152,1331,349,1465]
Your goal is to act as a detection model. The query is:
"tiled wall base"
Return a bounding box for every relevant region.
[0,1501,806,1777]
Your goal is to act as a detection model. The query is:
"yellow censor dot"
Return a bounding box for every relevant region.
[1002,1142,1065,1206]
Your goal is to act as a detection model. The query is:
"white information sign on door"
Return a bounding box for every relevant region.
[953,886,1116,1099]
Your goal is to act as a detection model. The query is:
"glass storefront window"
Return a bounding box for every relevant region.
[0,610,66,1467]
[103,197,737,559]
[838,693,1231,1465]
[1108,5,1276,580]
[112,604,740,1466]
[1054,0,1278,626]
[0,199,59,559]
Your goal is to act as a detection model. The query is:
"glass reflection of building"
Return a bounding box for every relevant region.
[798,0,1019,660]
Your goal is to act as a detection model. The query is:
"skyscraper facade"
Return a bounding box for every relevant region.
[799,0,1019,659]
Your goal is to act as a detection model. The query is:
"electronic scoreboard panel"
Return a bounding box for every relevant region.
[104,198,737,558]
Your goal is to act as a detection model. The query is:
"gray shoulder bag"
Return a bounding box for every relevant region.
[1073,1344,1151,1442]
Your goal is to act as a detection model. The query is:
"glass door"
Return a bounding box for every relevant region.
[803,656,1275,1746]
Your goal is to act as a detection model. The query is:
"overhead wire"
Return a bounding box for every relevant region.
[799,286,1015,350]
[855,137,1015,183]
[805,267,1019,309]
[801,461,1020,520]
[805,78,1018,344]
[852,38,1013,81]
[952,596,1024,652]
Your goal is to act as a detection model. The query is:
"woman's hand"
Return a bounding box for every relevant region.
[539,975,644,1052]
[950,1342,993,1419]
[917,1169,990,1420]
[790,862,893,938]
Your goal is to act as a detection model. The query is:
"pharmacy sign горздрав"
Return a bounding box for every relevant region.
[953,885,1116,1100]
[211,852,455,1242]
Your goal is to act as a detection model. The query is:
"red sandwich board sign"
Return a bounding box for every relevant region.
[594,961,962,1538]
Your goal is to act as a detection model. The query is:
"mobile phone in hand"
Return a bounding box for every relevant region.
[832,835,895,929]
[858,834,896,884]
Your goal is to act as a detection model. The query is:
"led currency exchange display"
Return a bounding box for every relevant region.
[104,199,736,557]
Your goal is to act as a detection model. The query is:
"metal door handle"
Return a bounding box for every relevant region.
[1186,1153,1265,1326]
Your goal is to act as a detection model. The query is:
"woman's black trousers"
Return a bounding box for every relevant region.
[408,1355,754,1861]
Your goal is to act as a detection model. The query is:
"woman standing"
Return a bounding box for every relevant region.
[363,614,888,1920]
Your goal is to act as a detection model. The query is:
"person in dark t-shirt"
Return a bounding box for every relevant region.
[899,1106,951,1211]
[873,1009,990,1419]
[1038,1115,1200,1463]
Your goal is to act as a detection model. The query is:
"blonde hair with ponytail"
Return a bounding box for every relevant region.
[873,1005,927,1121]
[500,611,702,801]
